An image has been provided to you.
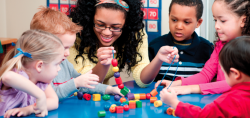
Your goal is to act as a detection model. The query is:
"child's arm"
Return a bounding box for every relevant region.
[79,84,124,96]
[44,85,58,111]
[2,71,47,116]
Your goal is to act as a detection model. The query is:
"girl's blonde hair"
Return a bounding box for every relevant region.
[0,29,63,88]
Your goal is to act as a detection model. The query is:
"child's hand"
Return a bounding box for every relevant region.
[105,86,124,96]
[157,46,179,64]
[170,85,201,95]
[97,47,116,65]
[74,70,99,88]
[155,80,182,89]
[34,95,48,117]
[160,88,179,109]
[4,106,33,118]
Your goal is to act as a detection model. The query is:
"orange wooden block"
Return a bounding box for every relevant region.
[150,97,157,103]
[129,101,136,109]
[150,89,158,97]
[166,107,173,115]
[109,106,116,113]
[120,97,126,103]
[139,93,146,100]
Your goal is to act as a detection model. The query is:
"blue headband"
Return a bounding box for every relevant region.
[14,48,32,58]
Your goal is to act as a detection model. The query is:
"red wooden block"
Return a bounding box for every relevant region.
[111,59,118,67]
[140,93,146,100]
[129,102,136,109]
[115,77,123,85]
[146,93,151,99]
[83,93,91,101]
[118,84,124,89]
[109,106,116,113]
[123,105,129,111]
[116,106,123,113]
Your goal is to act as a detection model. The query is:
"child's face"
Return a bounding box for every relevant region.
[40,47,64,83]
[169,3,202,41]
[56,32,76,60]
[212,1,243,42]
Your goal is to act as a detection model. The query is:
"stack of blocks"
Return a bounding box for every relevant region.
[111,58,130,96]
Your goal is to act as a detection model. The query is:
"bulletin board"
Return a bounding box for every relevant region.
[47,0,162,43]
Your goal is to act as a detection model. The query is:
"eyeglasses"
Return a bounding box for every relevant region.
[93,23,123,32]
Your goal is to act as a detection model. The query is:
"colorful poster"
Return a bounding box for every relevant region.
[49,4,58,11]
[147,20,158,32]
[49,0,58,4]
[60,0,69,4]
[147,8,158,20]
[60,4,69,15]
[149,0,159,7]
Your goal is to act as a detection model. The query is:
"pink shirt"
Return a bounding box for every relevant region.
[176,40,231,94]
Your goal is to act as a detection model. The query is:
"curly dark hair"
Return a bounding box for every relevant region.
[69,0,145,73]
[169,0,203,20]
[214,0,250,43]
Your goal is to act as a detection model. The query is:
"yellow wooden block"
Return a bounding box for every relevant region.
[74,92,77,96]
[93,94,101,101]
[134,94,140,100]
[172,109,176,117]
[154,100,162,107]
[112,67,119,72]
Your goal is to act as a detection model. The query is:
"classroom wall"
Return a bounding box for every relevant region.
[0,0,46,38]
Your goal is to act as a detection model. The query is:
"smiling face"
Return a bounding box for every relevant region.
[93,8,126,47]
[169,3,202,41]
[212,1,244,42]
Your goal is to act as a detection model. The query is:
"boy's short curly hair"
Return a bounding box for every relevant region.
[30,6,82,34]
[169,0,203,20]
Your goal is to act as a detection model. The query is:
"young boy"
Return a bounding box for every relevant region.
[30,7,122,101]
[160,36,250,117]
[149,0,213,81]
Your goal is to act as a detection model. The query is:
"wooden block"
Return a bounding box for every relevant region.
[139,93,146,100]
[98,111,106,117]
[154,100,162,107]
[134,94,140,100]
[150,97,157,103]
[93,94,101,101]
[150,89,158,97]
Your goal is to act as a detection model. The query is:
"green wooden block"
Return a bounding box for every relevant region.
[120,86,129,96]
[102,94,110,101]
[136,101,142,108]
[123,101,129,105]
[98,111,106,117]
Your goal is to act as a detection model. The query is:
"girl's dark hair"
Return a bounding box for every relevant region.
[214,0,250,43]
[219,36,250,77]
[69,0,144,73]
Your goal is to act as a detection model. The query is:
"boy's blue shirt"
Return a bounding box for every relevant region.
[50,59,108,101]
[148,31,214,81]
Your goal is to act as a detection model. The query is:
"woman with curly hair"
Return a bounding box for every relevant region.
[68,0,178,88]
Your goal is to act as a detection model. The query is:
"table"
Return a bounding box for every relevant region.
[0,38,18,66]
[1,81,221,118]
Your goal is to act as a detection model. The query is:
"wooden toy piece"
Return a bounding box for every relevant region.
[127,92,134,100]
[83,93,91,101]
[116,101,121,106]
[123,105,129,111]
[166,107,173,115]
[104,104,110,111]
[114,94,121,101]
[134,94,140,100]
[120,97,126,103]
[98,111,106,117]
[109,106,116,113]
[112,67,119,72]
[74,92,77,96]
[93,94,101,101]
[114,72,120,78]
[115,77,123,85]
[102,94,110,101]
[111,104,117,107]
[172,109,176,117]
[154,100,163,107]
[146,93,151,99]
[118,84,124,89]
[120,86,130,96]
[139,93,146,100]
[150,89,158,97]
[116,106,124,113]
[123,101,129,105]
[129,101,136,109]
[150,97,157,103]
[111,59,118,67]
[77,92,83,100]
[136,101,142,108]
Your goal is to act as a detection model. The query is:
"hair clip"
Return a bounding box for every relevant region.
[14,48,32,58]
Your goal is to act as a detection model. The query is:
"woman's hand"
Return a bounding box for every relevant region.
[97,47,116,65]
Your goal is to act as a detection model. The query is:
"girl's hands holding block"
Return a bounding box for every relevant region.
[160,88,180,109]
[97,47,116,65]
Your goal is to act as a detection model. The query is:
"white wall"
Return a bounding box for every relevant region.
[0,0,46,38]
[161,0,171,35]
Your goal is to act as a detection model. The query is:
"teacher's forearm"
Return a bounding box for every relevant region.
[92,62,110,83]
